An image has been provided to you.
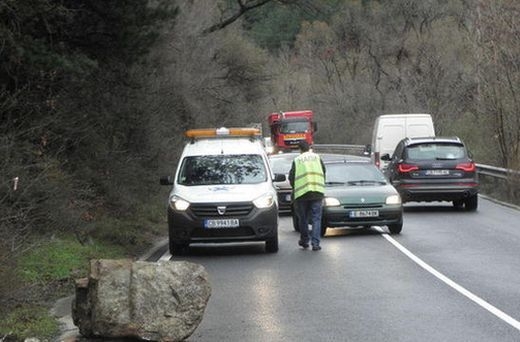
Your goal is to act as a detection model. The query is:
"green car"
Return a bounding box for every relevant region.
[301,155,403,235]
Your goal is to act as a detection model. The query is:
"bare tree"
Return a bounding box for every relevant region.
[202,0,273,34]
[477,0,520,168]
[201,0,330,34]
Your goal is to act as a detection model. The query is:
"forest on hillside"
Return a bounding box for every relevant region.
[1,0,519,336]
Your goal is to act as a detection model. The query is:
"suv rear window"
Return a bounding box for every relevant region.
[405,143,466,161]
[178,154,267,185]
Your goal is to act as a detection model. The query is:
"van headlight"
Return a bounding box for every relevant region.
[253,194,275,209]
[169,196,190,211]
[385,195,401,205]
[324,197,341,207]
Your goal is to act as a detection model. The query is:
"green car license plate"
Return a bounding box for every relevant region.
[204,219,240,229]
[349,210,379,218]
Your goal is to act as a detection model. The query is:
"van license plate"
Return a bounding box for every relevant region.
[204,219,239,229]
[349,210,379,218]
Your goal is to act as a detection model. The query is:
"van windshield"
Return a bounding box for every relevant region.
[178,154,267,185]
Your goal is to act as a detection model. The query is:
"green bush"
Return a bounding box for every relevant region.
[18,237,125,283]
[0,305,59,341]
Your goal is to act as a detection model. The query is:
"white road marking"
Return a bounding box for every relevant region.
[375,227,520,332]
[138,238,169,261]
[159,251,172,261]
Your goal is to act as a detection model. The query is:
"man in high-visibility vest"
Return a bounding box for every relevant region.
[289,141,326,251]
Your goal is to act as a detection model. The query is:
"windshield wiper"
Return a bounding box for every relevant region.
[347,180,386,185]
[325,181,346,185]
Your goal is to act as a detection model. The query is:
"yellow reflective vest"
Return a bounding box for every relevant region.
[293,151,325,200]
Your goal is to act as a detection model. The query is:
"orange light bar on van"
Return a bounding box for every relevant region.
[185,127,261,139]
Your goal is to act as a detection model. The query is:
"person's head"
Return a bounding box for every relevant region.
[298,140,310,152]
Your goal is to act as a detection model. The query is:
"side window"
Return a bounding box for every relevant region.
[392,142,404,160]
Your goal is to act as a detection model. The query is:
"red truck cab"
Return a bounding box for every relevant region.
[268,110,317,153]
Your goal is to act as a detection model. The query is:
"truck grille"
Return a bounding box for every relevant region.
[190,203,253,218]
[284,139,303,146]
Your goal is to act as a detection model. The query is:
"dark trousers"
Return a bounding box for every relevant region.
[294,198,323,247]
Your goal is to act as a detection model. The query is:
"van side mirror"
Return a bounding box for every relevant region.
[380,153,391,161]
[160,176,173,185]
[313,122,318,132]
[274,173,286,182]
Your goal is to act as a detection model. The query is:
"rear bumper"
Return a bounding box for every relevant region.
[396,182,479,202]
[275,189,293,214]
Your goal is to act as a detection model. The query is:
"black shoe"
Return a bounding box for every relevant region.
[298,240,309,249]
[312,245,321,251]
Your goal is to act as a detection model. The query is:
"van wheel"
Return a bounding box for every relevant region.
[464,194,478,211]
[265,235,279,253]
[170,240,189,256]
[388,223,402,234]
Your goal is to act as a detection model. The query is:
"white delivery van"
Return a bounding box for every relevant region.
[160,127,285,255]
[371,114,435,169]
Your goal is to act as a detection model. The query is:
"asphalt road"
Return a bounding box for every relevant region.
[58,197,520,341]
[163,197,520,342]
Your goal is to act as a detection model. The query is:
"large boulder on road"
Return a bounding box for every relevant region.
[72,259,211,341]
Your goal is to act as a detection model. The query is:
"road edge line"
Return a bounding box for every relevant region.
[376,227,520,332]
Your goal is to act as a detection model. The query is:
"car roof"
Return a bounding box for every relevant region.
[322,154,372,164]
[403,136,463,145]
[182,137,265,156]
[268,152,300,159]
[269,152,371,163]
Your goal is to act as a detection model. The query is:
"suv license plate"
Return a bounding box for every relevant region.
[204,219,240,229]
[349,210,379,218]
[425,169,450,176]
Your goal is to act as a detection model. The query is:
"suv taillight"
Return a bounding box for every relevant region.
[456,162,476,172]
[398,163,419,173]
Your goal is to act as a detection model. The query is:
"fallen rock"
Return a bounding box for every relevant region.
[72,259,211,341]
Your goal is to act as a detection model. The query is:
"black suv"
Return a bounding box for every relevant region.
[381,136,479,211]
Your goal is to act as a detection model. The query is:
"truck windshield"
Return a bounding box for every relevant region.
[178,154,267,185]
[280,121,309,134]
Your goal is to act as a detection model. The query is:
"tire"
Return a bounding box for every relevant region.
[169,239,189,256]
[464,194,478,211]
[453,199,464,209]
[388,222,402,234]
[265,235,279,253]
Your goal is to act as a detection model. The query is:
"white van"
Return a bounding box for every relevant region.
[371,114,435,169]
[160,127,285,255]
